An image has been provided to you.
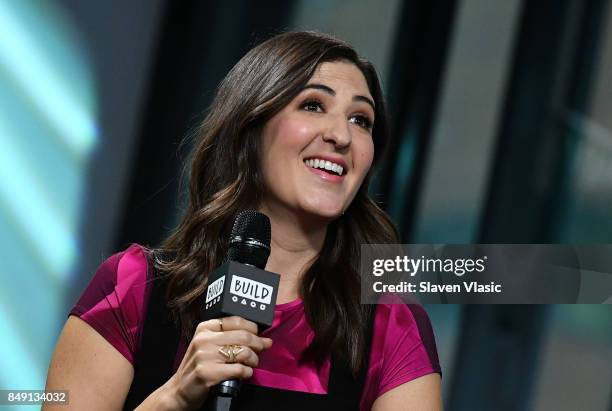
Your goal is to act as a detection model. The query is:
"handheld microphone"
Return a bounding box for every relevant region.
[202,211,280,410]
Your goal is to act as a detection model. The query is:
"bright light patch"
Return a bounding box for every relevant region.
[0,0,98,396]
[0,1,97,158]
[0,118,76,278]
[0,308,42,389]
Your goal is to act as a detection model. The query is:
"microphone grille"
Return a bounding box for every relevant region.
[230,210,271,247]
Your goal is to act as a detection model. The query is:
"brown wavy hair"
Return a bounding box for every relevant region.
[156,31,399,373]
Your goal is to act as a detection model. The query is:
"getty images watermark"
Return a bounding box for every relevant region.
[360,244,612,304]
[371,254,498,293]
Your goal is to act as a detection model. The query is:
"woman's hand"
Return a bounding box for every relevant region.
[157,316,273,411]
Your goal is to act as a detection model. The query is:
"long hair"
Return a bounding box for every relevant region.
[156,31,399,373]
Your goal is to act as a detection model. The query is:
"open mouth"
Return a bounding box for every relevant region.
[303,158,345,176]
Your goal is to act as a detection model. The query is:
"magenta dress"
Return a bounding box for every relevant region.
[70,244,441,410]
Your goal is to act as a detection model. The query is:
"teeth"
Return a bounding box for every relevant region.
[304,158,345,176]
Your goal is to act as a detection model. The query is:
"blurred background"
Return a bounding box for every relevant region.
[0,0,611,410]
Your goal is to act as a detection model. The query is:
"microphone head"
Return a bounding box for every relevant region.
[228,210,271,269]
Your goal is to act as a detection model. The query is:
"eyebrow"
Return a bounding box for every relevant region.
[302,83,375,111]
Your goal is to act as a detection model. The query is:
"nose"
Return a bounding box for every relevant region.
[321,114,351,149]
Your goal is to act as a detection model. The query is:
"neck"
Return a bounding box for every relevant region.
[258,204,329,304]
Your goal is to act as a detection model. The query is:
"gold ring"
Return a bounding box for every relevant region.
[218,318,223,332]
[218,345,245,363]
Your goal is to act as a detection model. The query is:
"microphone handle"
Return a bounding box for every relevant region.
[215,378,240,396]
[205,379,239,411]
[205,394,233,411]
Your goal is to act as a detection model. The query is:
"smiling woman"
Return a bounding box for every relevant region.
[44,31,442,411]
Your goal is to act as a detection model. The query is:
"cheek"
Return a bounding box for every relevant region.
[262,117,299,162]
[274,116,314,149]
[354,138,375,177]
[260,114,314,177]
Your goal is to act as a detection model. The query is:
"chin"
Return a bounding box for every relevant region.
[300,202,345,220]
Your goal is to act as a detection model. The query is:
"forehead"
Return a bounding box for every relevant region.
[308,61,372,98]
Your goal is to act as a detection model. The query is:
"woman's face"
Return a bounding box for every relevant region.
[259,60,375,221]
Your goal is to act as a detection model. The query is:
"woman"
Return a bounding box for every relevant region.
[44,31,442,410]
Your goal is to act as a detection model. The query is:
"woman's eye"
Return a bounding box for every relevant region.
[350,115,373,131]
[301,100,323,112]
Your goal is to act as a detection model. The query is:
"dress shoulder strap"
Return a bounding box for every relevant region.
[327,304,376,408]
[123,252,182,410]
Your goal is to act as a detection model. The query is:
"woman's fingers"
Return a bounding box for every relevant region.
[216,345,260,367]
[207,344,260,368]
[196,316,258,334]
[225,363,254,379]
[219,316,259,334]
[167,316,271,408]
[191,362,254,388]
[189,317,271,372]
[213,329,272,352]
[193,318,273,353]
